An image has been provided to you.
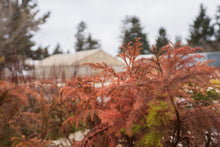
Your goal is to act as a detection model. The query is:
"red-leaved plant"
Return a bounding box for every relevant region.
[0,79,71,146]
[60,37,220,146]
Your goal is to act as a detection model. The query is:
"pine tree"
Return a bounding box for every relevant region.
[0,0,50,79]
[119,16,150,54]
[32,46,50,60]
[155,27,169,52]
[85,34,101,49]
[187,4,214,47]
[214,6,220,41]
[74,21,101,52]
[75,21,87,52]
[52,44,63,55]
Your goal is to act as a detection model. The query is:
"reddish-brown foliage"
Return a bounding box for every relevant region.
[1,38,219,147]
[61,38,220,146]
[0,80,68,146]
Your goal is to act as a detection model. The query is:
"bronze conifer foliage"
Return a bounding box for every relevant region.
[1,38,219,147]
[61,38,219,146]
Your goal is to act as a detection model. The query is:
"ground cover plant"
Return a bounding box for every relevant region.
[0,38,220,147]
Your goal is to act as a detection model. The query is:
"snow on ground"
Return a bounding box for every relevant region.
[51,129,90,146]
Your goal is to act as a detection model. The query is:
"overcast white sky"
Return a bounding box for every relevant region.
[33,0,220,56]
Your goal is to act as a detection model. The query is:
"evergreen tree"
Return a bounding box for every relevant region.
[155,27,169,52]
[74,21,101,52]
[32,46,50,60]
[119,16,150,54]
[85,34,101,49]
[0,0,50,79]
[214,6,220,41]
[75,21,87,52]
[187,4,214,47]
[52,44,63,55]
[43,48,49,59]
